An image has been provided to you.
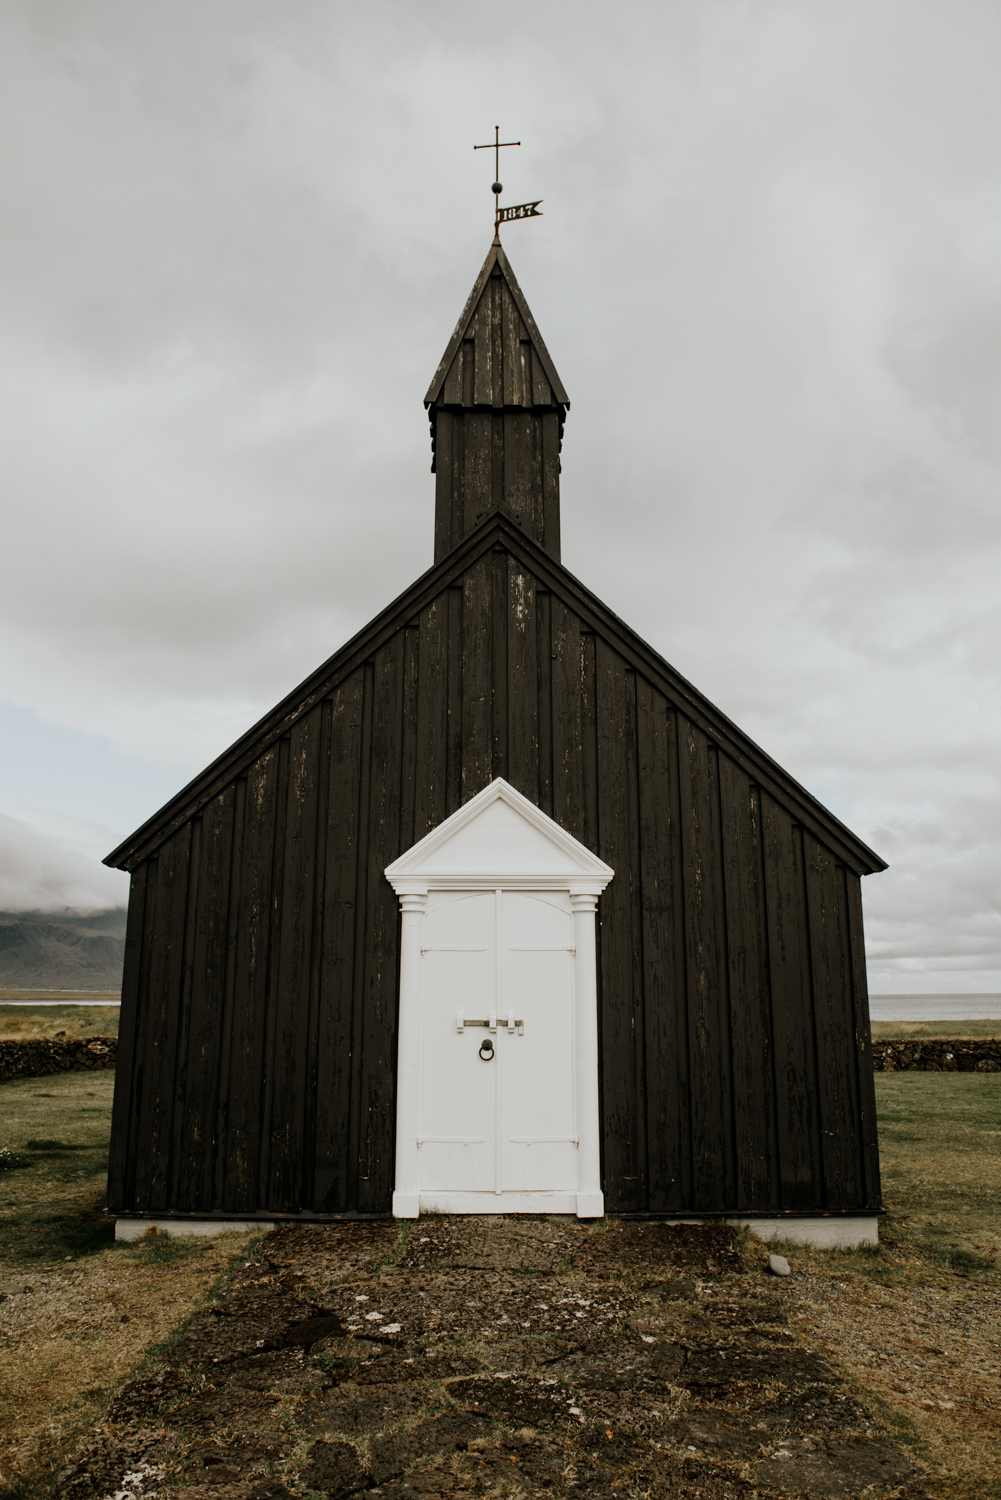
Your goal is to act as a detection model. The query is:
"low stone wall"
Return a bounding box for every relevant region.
[874,1039,1001,1072]
[0,1037,117,1083]
[3,1033,998,1084]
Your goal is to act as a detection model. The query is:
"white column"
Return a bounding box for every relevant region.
[392,889,427,1218]
[570,888,604,1218]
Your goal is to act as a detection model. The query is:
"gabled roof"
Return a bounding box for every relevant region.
[105,509,886,875]
[424,242,569,410]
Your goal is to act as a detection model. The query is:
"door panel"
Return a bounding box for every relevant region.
[502,893,576,1192]
[418,889,577,1200]
[420,892,495,1191]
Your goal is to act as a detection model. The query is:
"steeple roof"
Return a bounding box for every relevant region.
[425,243,569,412]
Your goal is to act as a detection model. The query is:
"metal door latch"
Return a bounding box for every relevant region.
[456,1011,523,1034]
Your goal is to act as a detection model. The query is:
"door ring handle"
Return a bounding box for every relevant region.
[478,1039,494,1061]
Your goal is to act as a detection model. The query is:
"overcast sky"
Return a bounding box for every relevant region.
[1,0,998,994]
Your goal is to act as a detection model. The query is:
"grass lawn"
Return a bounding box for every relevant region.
[871,1018,1000,1040]
[766,1072,1001,1499]
[875,1071,1001,1268]
[0,1002,120,1042]
[0,1071,256,1495]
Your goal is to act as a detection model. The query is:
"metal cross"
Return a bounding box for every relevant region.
[474,126,520,241]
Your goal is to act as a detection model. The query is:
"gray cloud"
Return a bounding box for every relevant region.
[0,806,128,911]
[0,0,999,989]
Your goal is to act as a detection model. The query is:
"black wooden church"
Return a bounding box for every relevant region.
[105,238,885,1230]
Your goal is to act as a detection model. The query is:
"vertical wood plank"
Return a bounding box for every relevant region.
[491,412,505,508]
[501,283,526,406]
[595,641,646,1211]
[314,673,365,1212]
[541,410,561,559]
[107,863,147,1211]
[123,855,159,1209]
[415,598,448,840]
[580,631,600,853]
[536,590,553,818]
[636,681,690,1211]
[222,746,279,1212]
[504,412,542,541]
[399,623,420,853]
[300,697,333,1212]
[460,339,474,406]
[442,348,462,405]
[267,708,324,1211]
[550,599,583,839]
[214,775,245,1207]
[167,817,200,1212]
[491,549,508,781]
[462,412,492,531]
[489,272,503,406]
[461,557,493,802]
[136,825,192,1212]
[760,792,822,1209]
[804,835,864,1208]
[846,869,883,1208]
[531,346,553,406]
[676,719,733,1212]
[356,637,406,1212]
[718,757,777,1208]
[346,663,375,1208]
[446,586,464,817]
[258,735,291,1206]
[433,411,455,564]
[506,557,538,802]
[177,789,235,1211]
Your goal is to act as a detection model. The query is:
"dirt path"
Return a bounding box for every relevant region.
[52,1219,934,1500]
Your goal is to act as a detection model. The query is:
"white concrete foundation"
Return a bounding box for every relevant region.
[737,1216,880,1248]
[113,1214,879,1246]
[114,1218,274,1241]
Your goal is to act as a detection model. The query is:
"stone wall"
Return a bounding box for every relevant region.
[1,1033,998,1084]
[0,1037,117,1083]
[874,1039,1001,1072]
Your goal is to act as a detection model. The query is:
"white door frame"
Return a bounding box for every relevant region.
[385,778,613,1220]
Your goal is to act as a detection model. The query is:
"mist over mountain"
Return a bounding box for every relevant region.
[0,908,126,990]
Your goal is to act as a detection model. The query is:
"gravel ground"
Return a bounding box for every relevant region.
[51,1218,934,1500]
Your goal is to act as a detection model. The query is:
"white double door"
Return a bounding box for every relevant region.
[418,888,578,1207]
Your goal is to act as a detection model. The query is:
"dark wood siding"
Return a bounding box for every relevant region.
[430,255,566,563]
[109,540,881,1219]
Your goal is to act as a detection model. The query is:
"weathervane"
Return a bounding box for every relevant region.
[474,126,543,244]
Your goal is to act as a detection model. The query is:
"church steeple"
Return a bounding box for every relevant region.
[425,243,569,563]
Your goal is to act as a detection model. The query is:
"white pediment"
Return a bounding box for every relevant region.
[385,778,614,893]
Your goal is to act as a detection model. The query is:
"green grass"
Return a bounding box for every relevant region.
[0,1071,117,1263]
[791,1073,1001,1283]
[0,1001,120,1040]
[873,1071,1000,1270]
[0,1072,245,1270]
[871,1018,1000,1040]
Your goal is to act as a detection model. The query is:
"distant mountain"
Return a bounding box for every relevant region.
[0,908,126,989]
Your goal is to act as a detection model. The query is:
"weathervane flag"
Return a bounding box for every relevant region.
[497,201,543,224]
